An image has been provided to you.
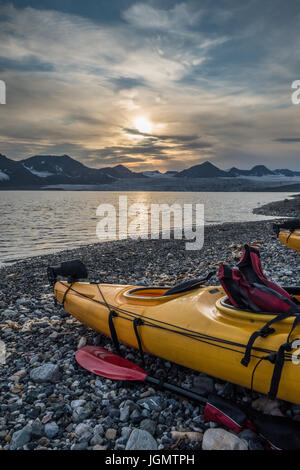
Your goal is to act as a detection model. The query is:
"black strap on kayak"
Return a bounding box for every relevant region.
[133,318,145,366]
[287,231,294,242]
[268,313,300,399]
[108,310,121,355]
[268,342,292,399]
[241,306,300,367]
[241,325,276,367]
[62,283,74,308]
[243,306,300,399]
[250,353,276,397]
[93,283,121,355]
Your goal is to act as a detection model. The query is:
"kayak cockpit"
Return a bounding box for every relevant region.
[216,295,300,324]
[124,287,169,299]
[124,275,214,300]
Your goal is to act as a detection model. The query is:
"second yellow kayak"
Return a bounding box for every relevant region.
[274,220,300,251]
[279,230,300,251]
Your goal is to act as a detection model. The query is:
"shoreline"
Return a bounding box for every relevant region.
[253,193,300,217]
[0,216,282,268]
[1,217,299,450]
[2,183,300,192]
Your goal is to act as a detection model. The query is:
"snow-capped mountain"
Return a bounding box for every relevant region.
[21,155,145,184]
[0,153,40,186]
[21,154,111,185]
[0,154,148,187]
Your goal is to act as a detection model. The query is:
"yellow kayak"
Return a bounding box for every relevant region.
[279,230,300,252]
[54,280,300,405]
[274,220,300,251]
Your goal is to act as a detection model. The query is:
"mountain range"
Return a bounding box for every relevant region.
[1,153,300,189]
[0,153,145,187]
[174,161,300,178]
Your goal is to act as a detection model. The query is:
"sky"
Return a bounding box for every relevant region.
[0,0,300,171]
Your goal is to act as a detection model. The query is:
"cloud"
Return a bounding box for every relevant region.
[0,1,300,170]
[0,54,54,72]
[123,127,200,142]
[123,2,203,31]
[110,76,147,91]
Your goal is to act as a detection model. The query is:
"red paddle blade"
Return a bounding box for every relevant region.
[75,346,147,381]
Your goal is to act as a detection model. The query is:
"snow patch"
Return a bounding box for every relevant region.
[0,170,9,181]
[23,165,53,178]
[143,171,164,178]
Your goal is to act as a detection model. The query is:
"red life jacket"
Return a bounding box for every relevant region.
[218,244,297,313]
[237,244,292,300]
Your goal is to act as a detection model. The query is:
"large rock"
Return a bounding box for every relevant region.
[10,425,32,450]
[90,434,104,446]
[125,429,158,450]
[193,375,214,396]
[71,399,86,409]
[105,428,117,440]
[137,396,163,412]
[31,420,44,438]
[72,404,93,423]
[93,424,104,437]
[90,424,105,446]
[44,422,59,438]
[251,397,282,415]
[140,419,156,435]
[119,399,139,422]
[75,423,92,438]
[30,363,60,383]
[202,428,248,450]
[120,405,131,422]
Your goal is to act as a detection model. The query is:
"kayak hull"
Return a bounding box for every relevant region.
[54,281,300,405]
[279,230,300,251]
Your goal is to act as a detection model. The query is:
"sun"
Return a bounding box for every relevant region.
[134,116,152,134]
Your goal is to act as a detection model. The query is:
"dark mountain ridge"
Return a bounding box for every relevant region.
[1,154,300,188]
[175,161,228,178]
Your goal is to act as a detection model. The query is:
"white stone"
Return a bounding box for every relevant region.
[202,428,248,450]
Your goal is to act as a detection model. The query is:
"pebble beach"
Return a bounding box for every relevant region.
[1,201,300,451]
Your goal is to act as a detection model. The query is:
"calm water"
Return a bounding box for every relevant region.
[0,191,293,264]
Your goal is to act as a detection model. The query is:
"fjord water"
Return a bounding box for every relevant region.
[0,191,293,264]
